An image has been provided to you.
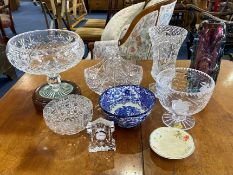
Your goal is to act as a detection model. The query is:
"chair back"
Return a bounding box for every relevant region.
[119,0,177,60]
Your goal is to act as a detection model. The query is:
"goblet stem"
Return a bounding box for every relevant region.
[47,74,61,90]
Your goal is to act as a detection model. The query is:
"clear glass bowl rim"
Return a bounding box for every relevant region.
[156,67,216,96]
[99,85,156,118]
[7,29,83,52]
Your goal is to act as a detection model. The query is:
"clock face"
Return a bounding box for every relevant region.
[95,131,107,141]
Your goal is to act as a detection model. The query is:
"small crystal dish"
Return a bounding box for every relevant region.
[99,85,156,128]
[150,127,195,159]
[43,94,93,135]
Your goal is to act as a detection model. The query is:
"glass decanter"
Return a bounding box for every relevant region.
[6,29,84,110]
[190,20,226,82]
[156,67,215,130]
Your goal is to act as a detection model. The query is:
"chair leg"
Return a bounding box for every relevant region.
[88,42,94,59]
[5,67,17,80]
[10,25,17,35]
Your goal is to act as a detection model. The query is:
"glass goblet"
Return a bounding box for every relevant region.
[156,67,215,130]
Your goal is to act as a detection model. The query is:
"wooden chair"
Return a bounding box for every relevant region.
[0,0,17,40]
[92,0,177,60]
[0,35,16,80]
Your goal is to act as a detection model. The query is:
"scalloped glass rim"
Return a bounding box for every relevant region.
[7,29,83,51]
[149,25,188,37]
[156,67,215,96]
[99,85,156,118]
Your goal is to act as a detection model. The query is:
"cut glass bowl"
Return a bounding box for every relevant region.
[6,29,84,100]
[43,94,93,135]
[84,56,143,95]
[99,85,156,128]
[156,67,215,130]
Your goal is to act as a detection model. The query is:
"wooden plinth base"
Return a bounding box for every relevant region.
[32,80,81,112]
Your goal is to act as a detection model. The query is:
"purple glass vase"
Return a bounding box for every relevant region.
[190,20,226,82]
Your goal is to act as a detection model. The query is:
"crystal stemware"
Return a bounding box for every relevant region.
[156,67,215,130]
[6,29,84,110]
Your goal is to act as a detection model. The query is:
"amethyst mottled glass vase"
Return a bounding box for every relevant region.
[190,20,226,82]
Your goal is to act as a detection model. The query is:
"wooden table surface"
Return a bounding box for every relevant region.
[0,60,232,175]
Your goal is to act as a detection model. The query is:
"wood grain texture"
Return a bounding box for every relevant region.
[0,60,232,175]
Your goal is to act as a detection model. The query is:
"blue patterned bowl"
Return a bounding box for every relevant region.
[99,85,156,128]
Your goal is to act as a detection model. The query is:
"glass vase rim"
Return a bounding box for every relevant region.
[7,29,83,52]
[156,67,215,96]
[149,25,188,36]
[99,85,156,118]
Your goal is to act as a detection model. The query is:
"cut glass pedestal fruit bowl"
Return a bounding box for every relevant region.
[6,29,84,110]
[156,67,215,130]
[99,85,156,128]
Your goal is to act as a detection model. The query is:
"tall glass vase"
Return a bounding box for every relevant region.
[190,21,226,82]
[149,25,188,79]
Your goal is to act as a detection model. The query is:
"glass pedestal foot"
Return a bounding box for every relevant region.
[32,80,81,112]
[162,112,195,130]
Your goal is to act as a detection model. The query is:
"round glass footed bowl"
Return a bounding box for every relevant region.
[156,67,215,130]
[6,29,84,75]
[6,29,84,101]
[99,85,156,128]
[43,94,93,135]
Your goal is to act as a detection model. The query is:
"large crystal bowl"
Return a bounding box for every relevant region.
[99,85,156,128]
[43,94,93,135]
[6,29,84,101]
[156,68,215,130]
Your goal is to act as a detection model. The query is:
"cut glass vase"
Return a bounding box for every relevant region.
[149,25,188,79]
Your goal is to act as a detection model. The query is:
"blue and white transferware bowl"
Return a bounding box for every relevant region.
[99,85,156,128]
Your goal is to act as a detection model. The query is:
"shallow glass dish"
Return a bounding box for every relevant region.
[43,94,93,135]
[99,85,156,128]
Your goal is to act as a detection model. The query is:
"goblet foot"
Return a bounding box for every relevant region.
[32,80,81,112]
[162,113,195,130]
